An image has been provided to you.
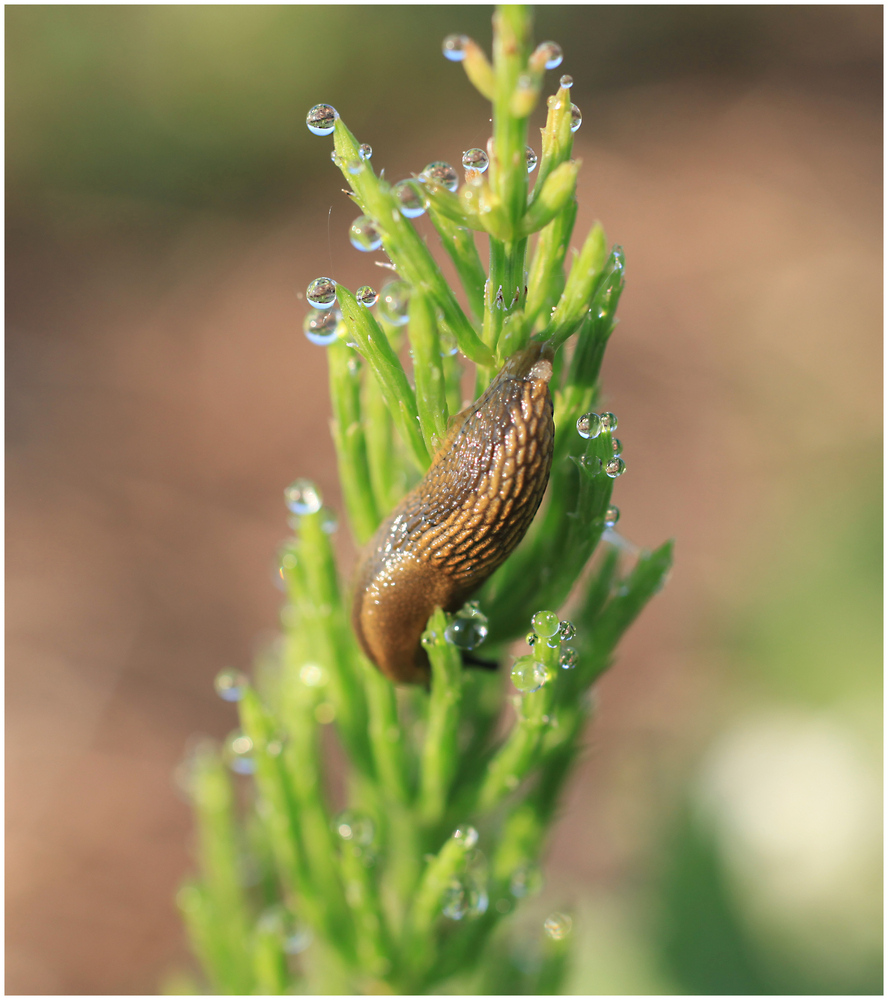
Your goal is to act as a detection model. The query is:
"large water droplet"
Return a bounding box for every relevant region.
[306,104,339,136]
[525,146,539,174]
[356,285,379,307]
[605,457,626,478]
[349,216,382,252]
[599,412,618,432]
[537,41,563,70]
[284,478,323,515]
[559,646,578,670]
[560,74,574,89]
[444,603,489,650]
[378,280,411,326]
[306,276,337,309]
[225,730,255,775]
[558,620,576,641]
[442,34,469,61]
[511,655,548,694]
[359,143,373,161]
[604,505,620,527]
[420,161,459,193]
[576,412,601,439]
[531,609,560,638]
[543,912,573,940]
[303,308,341,346]
[334,809,375,845]
[393,179,426,218]
[462,147,489,172]
[581,454,602,475]
[214,668,248,702]
[570,104,582,132]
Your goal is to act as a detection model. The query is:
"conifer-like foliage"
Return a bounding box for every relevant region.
[176,6,671,993]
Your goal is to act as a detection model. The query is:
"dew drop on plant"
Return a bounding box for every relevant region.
[284,478,323,515]
[420,628,437,649]
[214,667,248,702]
[420,161,459,193]
[511,654,548,694]
[444,604,489,650]
[359,142,373,160]
[543,912,573,940]
[536,41,563,70]
[349,215,382,252]
[225,730,255,775]
[334,810,375,845]
[582,454,602,475]
[378,280,411,326]
[303,308,341,346]
[599,411,618,432]
[439,330,459,357]
[576,411,601,439]
[510,863,543,898]
[453,825,479,848]
[300,662,328,688]
[393,179,426,218]
[560,74,574,89]
[306,103,339,136]
[525,631,537,646]
[611,437,622,455]
[321,508,339,533]
[462,147,489,172]
[354,286,377,310]
[330,150,342,166]
[306,276,337,309]
[570,103,582,132]
[558,620,576,641]
[604,505,620,527]
[525,146,538,173]
[442,33,469,61]
[442,879,469,920]
[532,609,560,638]
[605,457,626,478]
[559,646,578,669]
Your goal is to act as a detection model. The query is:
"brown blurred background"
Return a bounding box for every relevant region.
[6,6,882,995]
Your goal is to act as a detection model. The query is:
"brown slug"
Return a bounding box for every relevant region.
[352,343,555,684]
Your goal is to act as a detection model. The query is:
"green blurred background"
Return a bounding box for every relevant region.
[6,5,881,994]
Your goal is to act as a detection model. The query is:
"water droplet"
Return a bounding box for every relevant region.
[284,478,322,515]
[511,655,548,694]
[303,307,341,346]
[214,668,248,702]
[346,159,363,176]
[420,629,437,649]
[537,41,563,70]
[348,216,382,253]
[321,509,339,534]
[283,926,313,955]
[225,730,255,775]
[444,604,489,650]
[570,104,582,132]
[581,455,602,475]
[605,457,626,478]
[560,74,574,89]
[330,150,342,166]
[604,505,620,527]
[393,179,426,218]
[543,912,573,941]
[559,646,578,670]
[356,285,379,308]
[525,632,537,647]
[525,146,538,173]
[420,161,459,193]
[531,610,560,638]
[306,276,337,309]
[558,620,576,641]
[299,662,327,687]
[442,33,469,61]
[454,825,479,848]
[599,412,618,432]
[442,879,469,920]
[334,810,375,845]
[378,280,411,326]
[462,147,489,172]
[576,412,601,439]
[306,104,339,136]
[510,863,543,898]
[440,330,459,357]
[359,143,373,161]
[611,437,622,456]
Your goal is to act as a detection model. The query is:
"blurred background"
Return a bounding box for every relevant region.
[6,5,882,994]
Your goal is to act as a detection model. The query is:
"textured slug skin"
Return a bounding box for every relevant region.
[352,344,555,684]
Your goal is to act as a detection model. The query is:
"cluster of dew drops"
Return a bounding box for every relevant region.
[301,34,582,349]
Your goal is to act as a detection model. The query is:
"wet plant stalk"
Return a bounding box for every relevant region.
[176,5,671,995]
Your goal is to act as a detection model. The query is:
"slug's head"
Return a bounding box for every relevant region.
[500,343,555,386]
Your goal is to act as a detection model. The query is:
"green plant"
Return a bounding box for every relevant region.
[175,5,671,994]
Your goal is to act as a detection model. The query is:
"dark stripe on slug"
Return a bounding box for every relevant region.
[351,344,556,684]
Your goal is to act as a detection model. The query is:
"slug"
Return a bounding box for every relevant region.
[352,343,555,684]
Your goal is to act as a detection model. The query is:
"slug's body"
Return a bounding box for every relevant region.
[352,344,555,683]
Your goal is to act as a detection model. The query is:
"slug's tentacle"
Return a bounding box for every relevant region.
[352,344,555,684]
